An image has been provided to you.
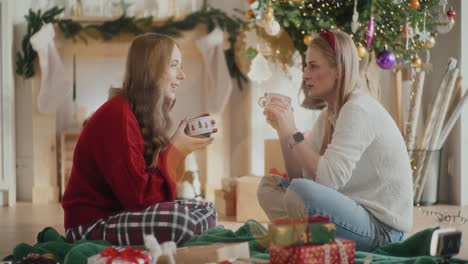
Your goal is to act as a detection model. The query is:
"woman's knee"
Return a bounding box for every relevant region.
[283,179,328,218]
[284,186,308,219]
[286,179,322,203]
[256,174,284,205]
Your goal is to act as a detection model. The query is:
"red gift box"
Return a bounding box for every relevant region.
[270,239,355,264]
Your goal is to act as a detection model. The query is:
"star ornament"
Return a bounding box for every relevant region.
[324,223,336,231]
[415,26,431,42]
[277,227,288,235]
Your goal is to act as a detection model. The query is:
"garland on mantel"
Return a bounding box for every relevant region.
[16,6,248,89]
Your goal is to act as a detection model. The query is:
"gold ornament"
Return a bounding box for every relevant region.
[357,45,367,59]
[324,223,337,231]
[303,35,312,45]
[264,3,273,23]
[423,36,436,48]
[264,3,281,36]
[412,56,422,67]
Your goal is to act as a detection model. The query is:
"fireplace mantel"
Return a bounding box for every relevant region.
[15,20,233,203]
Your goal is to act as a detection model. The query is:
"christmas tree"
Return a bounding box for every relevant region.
[249,0,456,65]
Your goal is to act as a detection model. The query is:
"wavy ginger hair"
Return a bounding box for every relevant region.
[122,33,178,169]
[304,30,362,154]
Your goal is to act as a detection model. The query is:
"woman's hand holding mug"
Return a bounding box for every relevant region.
[260,93,296,137]
[171,114,217,155]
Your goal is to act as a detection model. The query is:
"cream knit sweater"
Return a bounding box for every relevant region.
[303,93,413,232]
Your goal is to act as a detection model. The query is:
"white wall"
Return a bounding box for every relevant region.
[0,0,16,205]
[460,0,468,206]
[425,0,467,206]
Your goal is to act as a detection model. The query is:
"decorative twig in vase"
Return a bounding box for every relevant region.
[393,69,403,133]
[437,89,468,150]
[404,70,426,150]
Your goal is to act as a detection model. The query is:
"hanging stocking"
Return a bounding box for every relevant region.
[195,27,233,114]
[30,24,72,114]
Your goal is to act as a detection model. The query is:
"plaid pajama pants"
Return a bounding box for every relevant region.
[65,200,217,246]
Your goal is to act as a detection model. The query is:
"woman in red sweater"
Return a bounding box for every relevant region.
[62,33,217,246]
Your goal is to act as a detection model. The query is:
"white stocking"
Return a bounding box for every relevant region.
[196,27,232,114]
[30,24,72,114]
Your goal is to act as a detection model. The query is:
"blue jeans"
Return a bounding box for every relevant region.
[258,175,406,252]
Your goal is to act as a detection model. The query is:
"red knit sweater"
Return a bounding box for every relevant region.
[62,95,185,228]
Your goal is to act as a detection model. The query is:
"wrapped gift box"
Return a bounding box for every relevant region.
[175,242,250,263]
[236,176,269,223]
[87,247,150,264]
[270,239,355,264]
[215,189,236,217]
[269,216,336,247]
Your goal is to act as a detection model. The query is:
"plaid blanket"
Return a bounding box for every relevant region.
[65,200,216,246]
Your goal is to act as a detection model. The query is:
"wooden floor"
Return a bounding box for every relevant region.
[1,203,468,260]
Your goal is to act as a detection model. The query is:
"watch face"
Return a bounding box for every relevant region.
[293,132,304,143]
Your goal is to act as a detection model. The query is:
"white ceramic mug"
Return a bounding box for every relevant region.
[186,115,214,137]
[258,92,292,108]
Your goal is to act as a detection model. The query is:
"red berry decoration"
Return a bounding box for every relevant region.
[246,0,256,4]
[447,8,456,19]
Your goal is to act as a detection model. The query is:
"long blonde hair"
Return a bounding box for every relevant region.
[122,33,179,169]
[304,30,361,154]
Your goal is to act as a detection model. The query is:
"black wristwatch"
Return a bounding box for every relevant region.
[288,131,304,149]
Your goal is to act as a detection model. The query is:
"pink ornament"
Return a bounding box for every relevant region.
[366,16,374,49]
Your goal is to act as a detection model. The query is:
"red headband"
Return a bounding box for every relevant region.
[320,29,335,52]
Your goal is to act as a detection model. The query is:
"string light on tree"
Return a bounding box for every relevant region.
[252,0,452,62]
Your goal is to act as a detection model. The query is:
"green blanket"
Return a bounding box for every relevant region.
[2,223,467,264]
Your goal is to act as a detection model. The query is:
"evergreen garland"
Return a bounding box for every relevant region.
[253,0,443,61]
[16,7,65,78]
[16,6,248,88]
